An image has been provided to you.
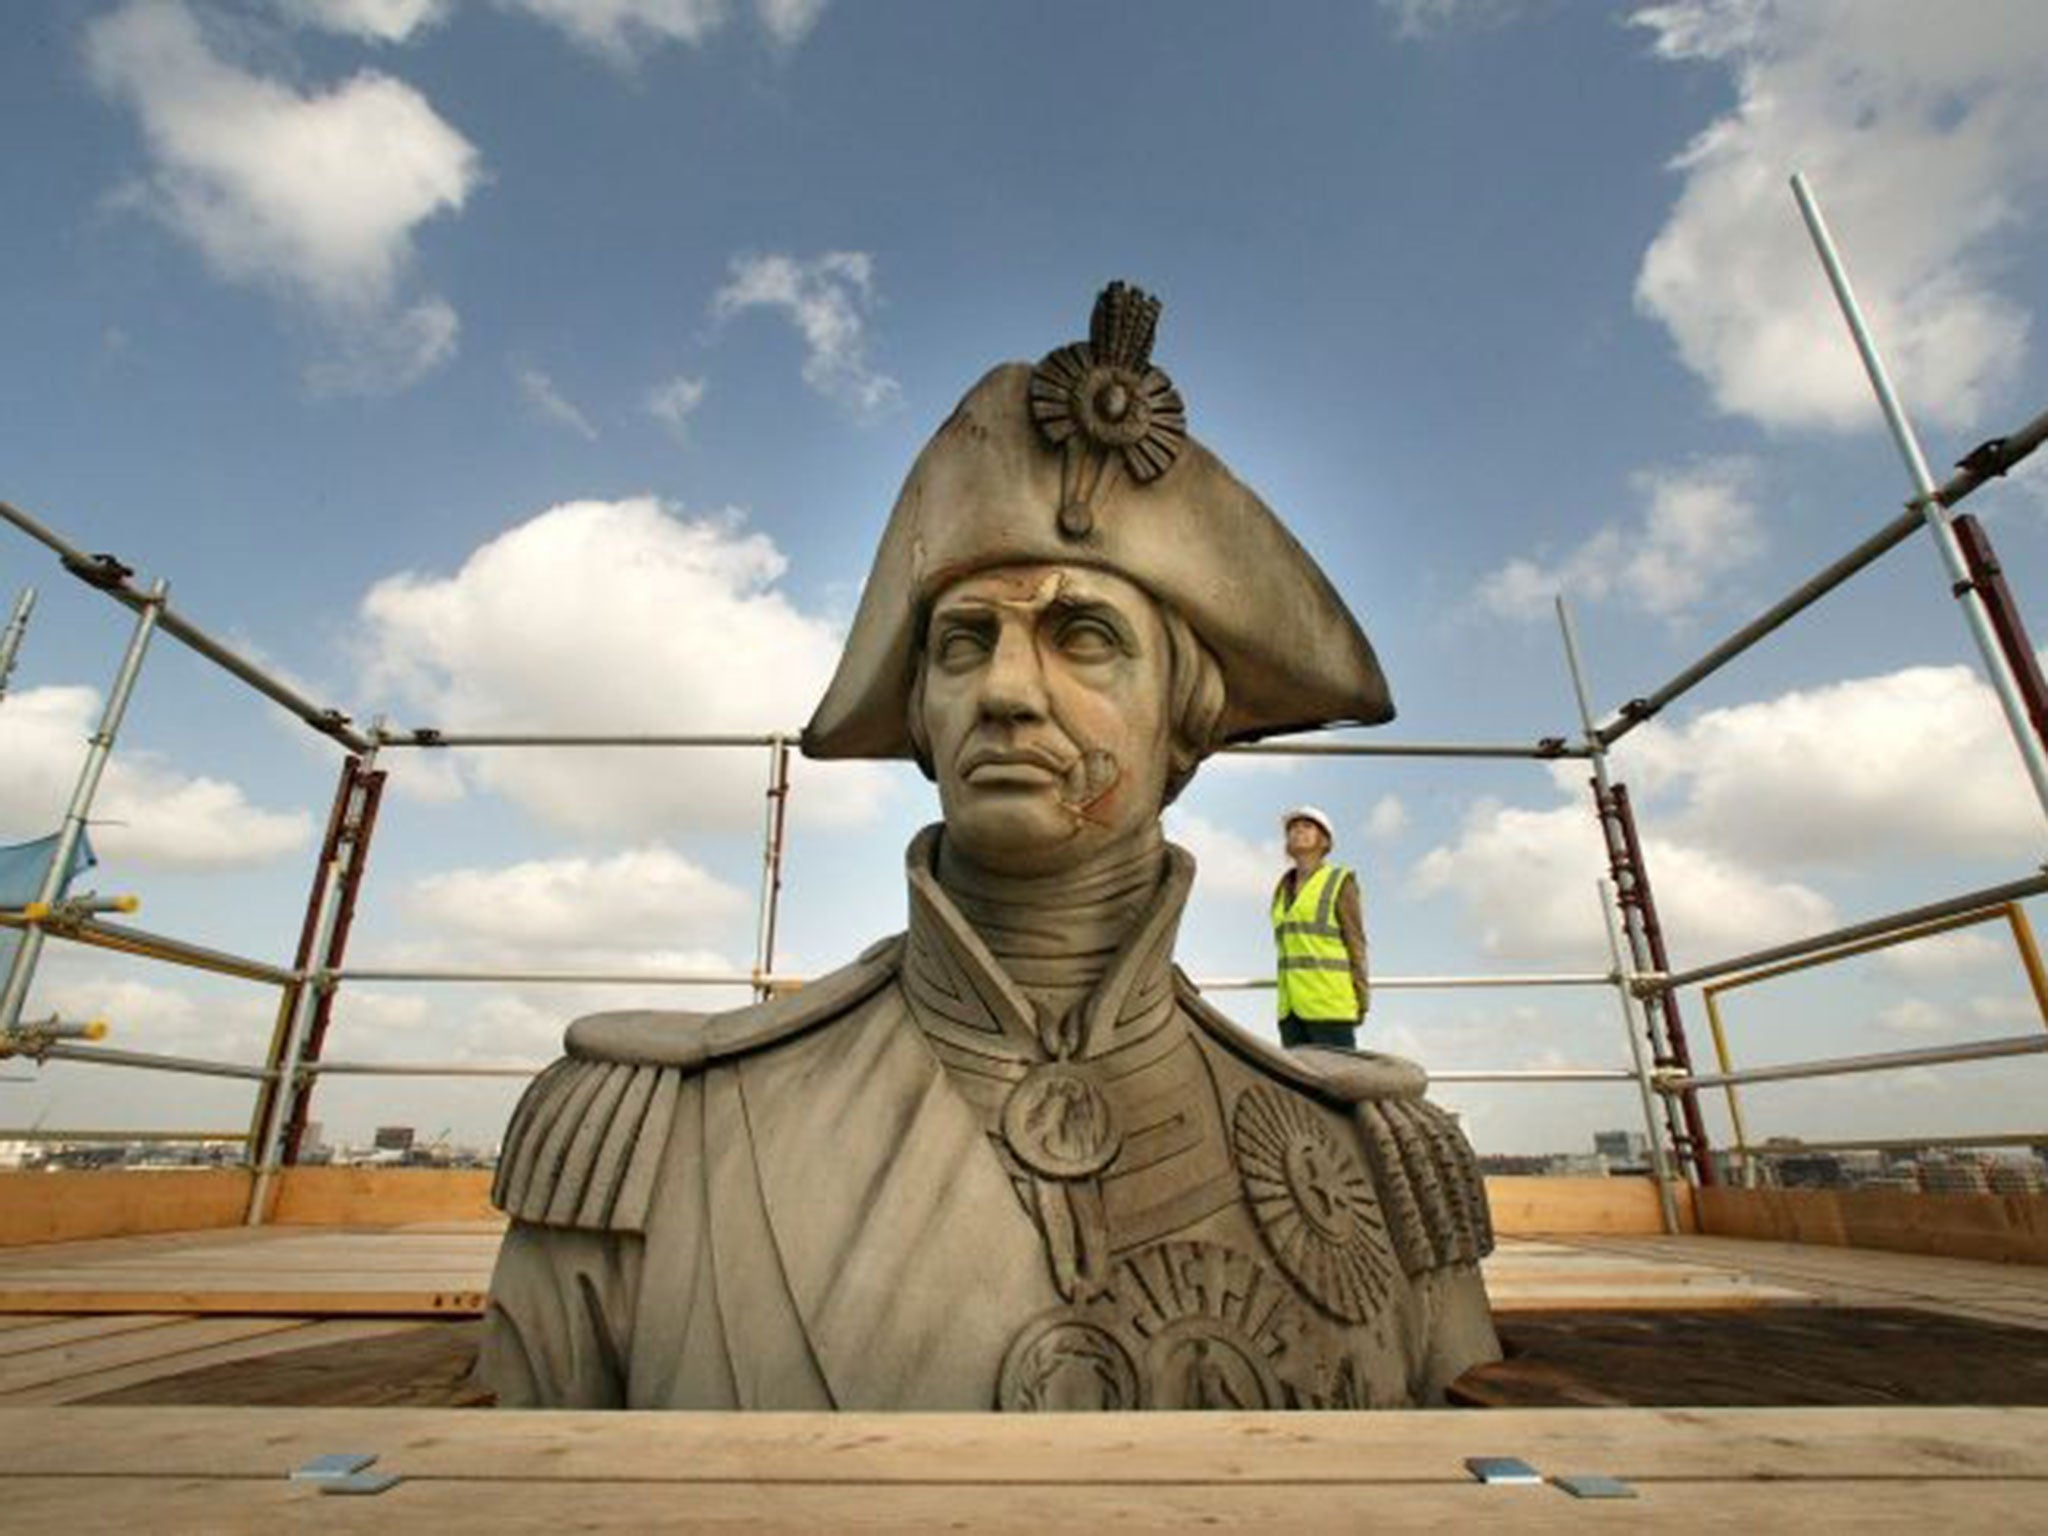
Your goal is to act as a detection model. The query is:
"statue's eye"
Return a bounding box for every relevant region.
[1056,617,1120,660]
[935,627,991,669]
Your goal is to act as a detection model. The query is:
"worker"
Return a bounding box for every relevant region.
[1273,805,1368,1049]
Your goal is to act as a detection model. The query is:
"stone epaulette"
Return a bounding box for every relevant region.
[1354,1096,1495,1276]
[490,938,904,1232]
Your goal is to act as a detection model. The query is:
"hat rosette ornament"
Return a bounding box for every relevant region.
[1028,281,1188,539]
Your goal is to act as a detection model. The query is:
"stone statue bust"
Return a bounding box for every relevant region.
[480,284,1501,1410]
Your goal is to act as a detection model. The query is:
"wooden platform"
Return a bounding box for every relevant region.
[3,1226,2045,1407]
[5,1403,2045,1531]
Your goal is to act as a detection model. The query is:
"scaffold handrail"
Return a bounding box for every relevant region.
[1664,1032,2048,1092]
[1649,872,2048,995]
[0,498,372,753]
[0,911,296,987]
[1593,401,2048,749]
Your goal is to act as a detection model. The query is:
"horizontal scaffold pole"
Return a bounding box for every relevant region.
[0,911,295,987]
[0,499,370,753]
[1595,401,2048,749]
[1651,871,2048,994]
[34,1041,272,1080]
[1673,1032,2047,1092]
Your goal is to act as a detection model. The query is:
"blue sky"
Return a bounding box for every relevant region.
[5,0,2048,1156]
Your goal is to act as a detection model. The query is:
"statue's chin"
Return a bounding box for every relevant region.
[939,787,1162,880]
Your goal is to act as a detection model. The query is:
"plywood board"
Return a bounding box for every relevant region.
[1701,1186,2048,1266]
[0,1170,250,1247]
[1486,1175,1695,1235]
[4,1473,2043,1533]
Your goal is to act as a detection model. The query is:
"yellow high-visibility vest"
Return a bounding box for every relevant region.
[1272,863,1359,1021]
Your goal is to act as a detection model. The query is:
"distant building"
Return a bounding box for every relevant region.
[1593,1129,1650,1170]
[373,1126,415,1153]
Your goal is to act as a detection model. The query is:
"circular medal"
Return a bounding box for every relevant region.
[998,1316,1139,1411]
[1232,1086,1398,1323]
[1001,1062,1121,1180]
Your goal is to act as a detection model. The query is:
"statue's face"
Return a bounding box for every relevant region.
[920,563,1173,875]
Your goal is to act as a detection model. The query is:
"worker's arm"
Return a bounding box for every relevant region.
[1337,873,1370,1018]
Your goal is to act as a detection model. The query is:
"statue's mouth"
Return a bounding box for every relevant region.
[962,747,1069,787]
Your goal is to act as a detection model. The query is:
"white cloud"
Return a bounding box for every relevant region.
[0,686,313,870]
[1478,458,1763,621]
[515,365,599,440]
[1633,1,2048,430]
[1166,811,1279,899]
[276,0,450,42]
[500,0,727,60]
[712,252,899,416]
[1413,798,1834,967]
[645,374,708,443]
[1365,793,1410,841]
[1877,929,2006,979]
[88,0,480,392]
[1611,662,2041,867]
[407,845,748,953]
[357,496,891,836]
[754,0,825,45]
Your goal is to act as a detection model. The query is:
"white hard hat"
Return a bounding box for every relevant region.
[1281,805,1335,843]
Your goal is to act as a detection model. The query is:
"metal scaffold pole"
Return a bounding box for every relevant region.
[1556,596,1715,1185]
[753,735,793,1001]
[0,580,165,1039]
[1792,172,2048,831]
[1599,878,1681,1234]
[0,587,33,702]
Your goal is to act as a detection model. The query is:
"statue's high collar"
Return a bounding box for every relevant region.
[901,823,1191,1065]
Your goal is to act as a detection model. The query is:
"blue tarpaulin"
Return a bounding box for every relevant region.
[0,831,97,974]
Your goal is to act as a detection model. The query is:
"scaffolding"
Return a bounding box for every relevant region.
[4,174,2048,1230]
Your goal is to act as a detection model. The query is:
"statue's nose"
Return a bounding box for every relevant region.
[979,624,1049,721]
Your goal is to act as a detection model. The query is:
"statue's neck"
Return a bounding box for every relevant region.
[935,826,1166,1017]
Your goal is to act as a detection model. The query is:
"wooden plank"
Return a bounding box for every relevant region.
[0,1170,250,1247]
[8,1320,429,1407]
[269,1168,498,1227]
[1702,1185,2048,1265]
[0,1313,191,1358]
[7,1405,2048,1484]
[1,1474,2042,1534]
[0,1319,309,1395]
[0,1289,486,1316]
[1486,1175,1696,1235]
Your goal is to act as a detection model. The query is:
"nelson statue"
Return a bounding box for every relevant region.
[480,283,1501,1411]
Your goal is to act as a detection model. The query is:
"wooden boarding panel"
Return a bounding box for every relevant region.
[0,1169,250,1247]
[3,1320,430,1408]
[1486,1175,1695,1235]
[5,1473,2044,1533]
[0,1317,307,1396]
[1558,1234,2048,1330]
[2,1405,2046,1533]
[268,1168,499,1227]
[1702,1185,2048,1265]
[0,1225,499,1316]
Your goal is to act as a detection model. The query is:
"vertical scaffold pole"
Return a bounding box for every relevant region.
[1557,596,1715,1185]
[1792,171,2048,829]
[0,587,34,702]
[246,738,381,1224]
[1600,879,1681,1233]
[753,735,792,1001]
[0,581,164,1037]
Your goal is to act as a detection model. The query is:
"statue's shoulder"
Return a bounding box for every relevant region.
[490,936,903,1233]
[565,934,904,1067]
[1172,969,1426,1103]
[1173,971,1494,1270]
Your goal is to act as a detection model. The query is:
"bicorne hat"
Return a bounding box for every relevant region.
[802,283,1392,760]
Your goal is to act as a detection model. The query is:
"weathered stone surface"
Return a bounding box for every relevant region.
[481,283,1500,1410]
